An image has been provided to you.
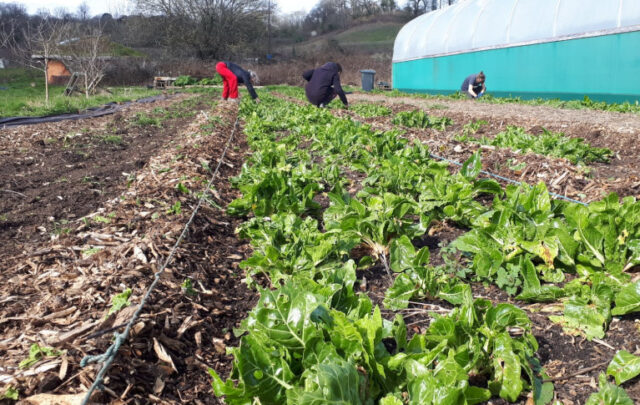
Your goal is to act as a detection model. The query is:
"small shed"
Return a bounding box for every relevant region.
[46,59,72,85]
[31,55,73,85]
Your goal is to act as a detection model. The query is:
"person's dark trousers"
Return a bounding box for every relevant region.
[307,87,338,107]
[315,89,338,107]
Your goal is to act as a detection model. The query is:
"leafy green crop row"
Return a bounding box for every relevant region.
[211,91,640,403]
[457,125,613,164]
[174,75,222,86]
[350,103,392,118]
[211,94,552,403]
[392,110,453,130]
[372,88,640,115]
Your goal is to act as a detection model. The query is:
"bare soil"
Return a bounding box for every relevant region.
[0,93,257,404]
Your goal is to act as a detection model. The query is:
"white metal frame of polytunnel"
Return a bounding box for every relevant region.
[392,0,640,63]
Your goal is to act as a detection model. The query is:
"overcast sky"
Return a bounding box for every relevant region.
[13,0,322,16]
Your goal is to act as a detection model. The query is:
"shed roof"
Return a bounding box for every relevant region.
[393,0,640,62]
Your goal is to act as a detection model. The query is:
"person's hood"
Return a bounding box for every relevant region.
[319,62,340,73]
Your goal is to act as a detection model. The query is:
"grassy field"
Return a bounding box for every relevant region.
[0,68,161,118]
[283,21,405,57]
[334,22,403,46]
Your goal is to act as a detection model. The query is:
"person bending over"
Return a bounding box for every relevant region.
[302,62,348,108]
[461,71,486,99]
[215,61,260,102]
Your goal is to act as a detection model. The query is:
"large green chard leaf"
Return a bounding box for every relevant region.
[408,373,465,405]
[485,303,531,331]
[607,350,640,385]
[209,334,294,404]
[390,235,426,272]
[434,351,468,385]
[464,386,492,404]
[585,374,634,405]
[460,151,482,180]
[384,254,453,310]
[550,276,614,340]
[438,283,473,306]
[611,280,640,316]
[516,257,565,302]
[246,282,331,351]
[489,333,524,402]
[383,270,422,310]
[288,357,365,405]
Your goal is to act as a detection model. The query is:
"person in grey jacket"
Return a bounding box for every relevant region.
[302,62,348,108]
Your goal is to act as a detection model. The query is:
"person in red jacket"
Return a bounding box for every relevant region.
[215,61,260,102]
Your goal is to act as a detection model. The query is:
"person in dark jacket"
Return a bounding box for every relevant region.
[461,71,486,99]
[302,62,348,108]
[215,61,260,102]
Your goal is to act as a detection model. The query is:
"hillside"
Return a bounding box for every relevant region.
[280,21,405,57]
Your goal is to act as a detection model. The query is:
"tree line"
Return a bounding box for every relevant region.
[302,0,459,35]
[0,0,460,65]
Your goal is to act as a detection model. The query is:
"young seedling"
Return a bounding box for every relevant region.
[19,344,62,369]
[108,288,132,315]
[167,201,182,215]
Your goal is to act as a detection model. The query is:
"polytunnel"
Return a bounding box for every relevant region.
[392,0,640,102]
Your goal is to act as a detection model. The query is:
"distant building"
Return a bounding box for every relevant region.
[46,59,72,85]
[393,0,640,103]
[31,56,73,85]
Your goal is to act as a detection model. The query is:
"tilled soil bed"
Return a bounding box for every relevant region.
[1,94,257,404]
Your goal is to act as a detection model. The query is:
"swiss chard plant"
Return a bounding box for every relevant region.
[323,189,431,273]
[211,275,545,404]
[451,182,577,295]
[456,125,613,164]
[350,102,392,118]
[392,110,453,130]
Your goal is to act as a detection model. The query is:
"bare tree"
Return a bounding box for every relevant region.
[77,2,90,21]
[351,0,380,17]
[0,17,68,104]
[64,23,110,97]
[404,0,420,15]
[380,0,397,14]
[136,0,269,59]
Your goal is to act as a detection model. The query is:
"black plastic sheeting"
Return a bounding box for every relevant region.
[0,95,172,129]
